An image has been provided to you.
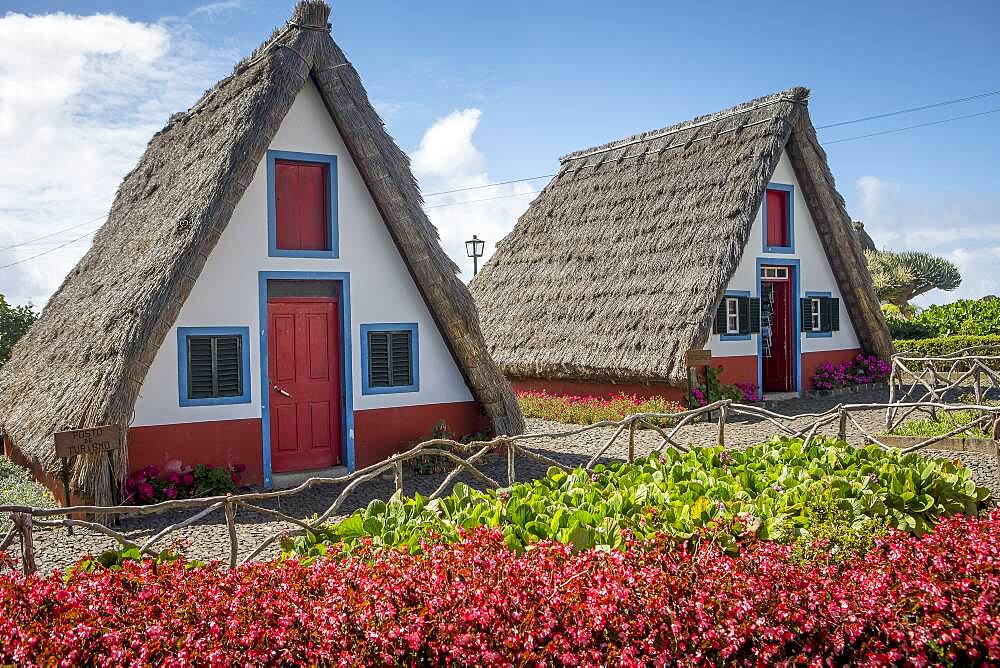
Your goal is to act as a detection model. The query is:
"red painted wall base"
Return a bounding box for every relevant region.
[353,401,488,468]
[711,356,759,387]
[129,419,265,485]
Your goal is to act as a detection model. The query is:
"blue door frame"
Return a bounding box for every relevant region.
[258,271,355,488]
[755,257,801,394]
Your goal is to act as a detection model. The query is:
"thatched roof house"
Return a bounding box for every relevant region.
[471,87,892,399]
[0,1,523,504]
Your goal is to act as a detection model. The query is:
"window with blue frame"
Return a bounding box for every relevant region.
[177,327,252,406]
[266,150,339,258]
[361,323,419,394]
[763,183,794,253]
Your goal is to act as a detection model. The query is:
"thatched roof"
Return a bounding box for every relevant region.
[470,86,893,384]
[0,1,523,503]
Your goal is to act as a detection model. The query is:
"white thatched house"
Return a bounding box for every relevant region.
[471,87,893,402]
[0,1,522,503]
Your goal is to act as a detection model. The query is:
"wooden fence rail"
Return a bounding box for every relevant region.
[888,348,1000,430]
[3,399,999,574]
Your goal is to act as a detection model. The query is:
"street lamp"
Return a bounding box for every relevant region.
[465,234,485,276]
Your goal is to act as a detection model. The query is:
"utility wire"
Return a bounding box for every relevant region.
[0,214,105,250]
[815,89,1000,129]
[0,228,96,270]
[823,107,1000,145]
[425,190,541,209]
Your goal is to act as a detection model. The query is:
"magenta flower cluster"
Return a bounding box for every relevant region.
[1,511,998,665]
[735,382,760,402]
[125,460,246,505]
[813,354,891,391]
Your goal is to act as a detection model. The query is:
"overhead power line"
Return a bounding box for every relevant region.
[424,174,555,197]
[815,88,1000,129]
[0,228,96,270]
[0,214,105,251]
[823,107,1000,145]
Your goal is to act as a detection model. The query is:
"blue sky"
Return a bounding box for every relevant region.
[1,0,998,306]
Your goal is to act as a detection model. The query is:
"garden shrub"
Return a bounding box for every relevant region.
[0,456,54,529]
[2,513,998,665]
[912,298,1000,337]
[289,437,989,558]
[888,410,993,439]
[893,334,1000,358]
[812,354,891,390]
[125,461,245,504]
[516,391,682,425]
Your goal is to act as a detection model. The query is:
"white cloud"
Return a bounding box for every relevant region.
[412,108,536,281]
[0,11,234,307]
[190,1,244,18]
[854,175,1000,304]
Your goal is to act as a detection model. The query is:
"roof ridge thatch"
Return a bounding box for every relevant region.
[0,0,522,504]
[560,86,810,163]
[471,86,891,386]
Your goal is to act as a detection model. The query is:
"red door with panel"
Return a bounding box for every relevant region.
[761,270,794,392]
[268,298,342,472]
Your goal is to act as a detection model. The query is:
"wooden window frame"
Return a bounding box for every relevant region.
[762,183,795,254]
[177,327,252,407]
[360,323,419,395]
[266,150,339,259]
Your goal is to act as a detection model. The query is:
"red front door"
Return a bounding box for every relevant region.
[762,272,795,392]
[268,298,342,472]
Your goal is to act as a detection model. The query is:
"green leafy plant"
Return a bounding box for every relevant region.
[887,410,993,439]
[912,298,1000,337]
[882,304,933,340]
[69,545,204,577]
[0,293,38,369]
[287,437,990,560]
[0,456,54,529]
[893,334,1000,360]
[404,421,493,475]
[517,391,682,426]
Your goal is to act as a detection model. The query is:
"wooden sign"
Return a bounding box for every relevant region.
[686,349,712,367]
[54,425,122,459]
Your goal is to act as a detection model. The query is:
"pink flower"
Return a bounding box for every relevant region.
[181,473,195,487]
[163,486,178,499]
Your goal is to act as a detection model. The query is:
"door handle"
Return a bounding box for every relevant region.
[272,385,292,399]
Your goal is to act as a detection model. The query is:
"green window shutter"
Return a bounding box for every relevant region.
[828,297,840,332]
[748,298,761,333]
[820,297,833,332]
[367,331,391,387]
[737,297,750,335]
[800,298,813,332]
[187,336,215,399]
[713,300,727,334]
[187,335,242,399]
[389,330,413,386]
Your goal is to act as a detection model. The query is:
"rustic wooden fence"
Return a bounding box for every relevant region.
[3,399,999,574]
[887,346,1000,430]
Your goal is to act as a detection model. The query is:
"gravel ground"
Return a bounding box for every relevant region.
[20,386,1000,573]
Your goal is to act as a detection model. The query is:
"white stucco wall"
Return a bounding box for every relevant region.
[132,81,473,428]
[710,150,860,358]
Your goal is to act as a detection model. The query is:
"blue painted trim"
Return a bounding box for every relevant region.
[720,290,752,341]
[805,291,834,338]
[762,182,795,254]
[756,258,802,393]
[359,323,420,395]
[177,327,252,407]
[266,150,339,259]
[258,271,355,488]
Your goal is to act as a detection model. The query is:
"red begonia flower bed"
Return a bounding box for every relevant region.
[2,511,998,666]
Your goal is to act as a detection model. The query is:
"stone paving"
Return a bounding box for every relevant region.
[23,387,1000,573]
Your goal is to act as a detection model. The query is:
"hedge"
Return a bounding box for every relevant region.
[2,514,998,665]
[893,334,1000,358]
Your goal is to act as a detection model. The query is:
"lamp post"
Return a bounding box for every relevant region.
[465,234,485,276]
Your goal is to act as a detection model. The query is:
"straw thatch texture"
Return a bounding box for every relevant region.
[0,1,522,504]
[470,87,892,385]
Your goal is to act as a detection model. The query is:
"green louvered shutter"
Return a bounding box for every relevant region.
[187,335,242,399]
[737,297,750,335]
[800,298,813,332]
[214,336,242,397]
[713,300,727,334]
[367,331,391,388]
[828,297,841,332]
[390,330,413,386]
[748,298,761,333]
[820,297,833,332]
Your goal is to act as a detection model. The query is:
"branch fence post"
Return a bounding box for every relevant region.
[394,460,404,495]
[838,405,848,442]
[224,497,238,569]
[506,442,516,486]
[717,401,728,447]
[627,420,636,463]
[11,512,36,575]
